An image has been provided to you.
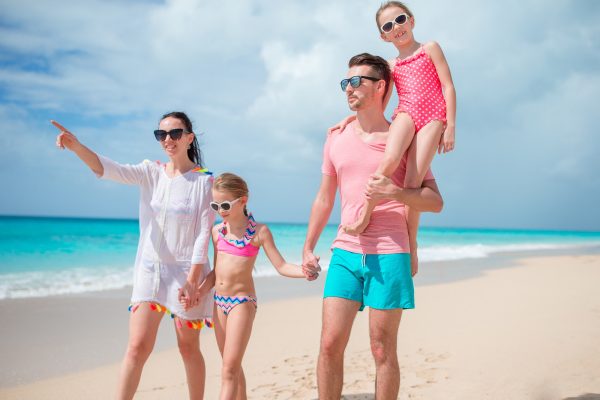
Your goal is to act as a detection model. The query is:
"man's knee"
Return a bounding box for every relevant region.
[370,336,397,366]
[320,332,346,359]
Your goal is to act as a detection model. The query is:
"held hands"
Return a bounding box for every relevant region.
[302,250,321,281]
[327,114,356,135]
[438,125,455,154]
[178,280,199,311]
[51,120,82,152]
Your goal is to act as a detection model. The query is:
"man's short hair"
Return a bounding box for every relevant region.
[348,53,391,97]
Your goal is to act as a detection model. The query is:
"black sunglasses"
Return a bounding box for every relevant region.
[153,129,188,141]
[340,75,381,91]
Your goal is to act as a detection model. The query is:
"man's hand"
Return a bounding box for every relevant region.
[302,250,321,281]
[366,173,399,200]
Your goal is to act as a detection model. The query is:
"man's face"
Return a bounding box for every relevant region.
[344,65,381,111]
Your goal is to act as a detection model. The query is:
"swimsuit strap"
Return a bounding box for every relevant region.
[218,213,258,248]
[394,45,426,67]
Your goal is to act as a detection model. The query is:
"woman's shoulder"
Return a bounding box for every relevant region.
[191,167,214,184]
[141,159,164,173]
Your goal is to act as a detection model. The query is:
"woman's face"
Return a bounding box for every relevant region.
[157,116,194,160]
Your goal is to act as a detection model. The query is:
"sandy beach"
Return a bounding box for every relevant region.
[1,249,599,399]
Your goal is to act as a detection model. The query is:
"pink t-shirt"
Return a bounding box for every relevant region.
[321,121,434,254]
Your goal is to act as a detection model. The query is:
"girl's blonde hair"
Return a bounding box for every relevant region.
[213,173,249,216]
[376,1,414,32]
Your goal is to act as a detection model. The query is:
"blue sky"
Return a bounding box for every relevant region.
[0,0,598,231]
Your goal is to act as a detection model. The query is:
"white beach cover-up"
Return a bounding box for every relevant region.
[99,156,215,321]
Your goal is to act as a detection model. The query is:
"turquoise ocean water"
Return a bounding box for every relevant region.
[1,215,599,299]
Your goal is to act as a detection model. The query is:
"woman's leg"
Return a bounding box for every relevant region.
[116,303,163,400]
[175,318,206,400]
[343,113,415,235]
[219,302,256,400]
[404,120,445,275]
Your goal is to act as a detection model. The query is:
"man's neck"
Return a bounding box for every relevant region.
[355,107,389,133]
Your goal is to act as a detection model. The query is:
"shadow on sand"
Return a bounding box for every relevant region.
[311,395,375,400]
[310,393,600,400]
[341,395,374,400]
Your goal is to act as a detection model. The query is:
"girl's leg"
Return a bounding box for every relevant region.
[214,305,229,395]
[219,302,256,400]
[175,319,205,400]
[404,120,445,275]
[116,303,163,400]
[343,113,415,235]
[214,303,248,400]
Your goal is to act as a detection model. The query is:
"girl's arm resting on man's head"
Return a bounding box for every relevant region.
[328,114,356,135]
[259,225,305,278]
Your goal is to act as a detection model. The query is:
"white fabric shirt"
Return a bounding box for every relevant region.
[99,156,215,320]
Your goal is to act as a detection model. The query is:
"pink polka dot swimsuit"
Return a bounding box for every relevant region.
[392,46,446,132]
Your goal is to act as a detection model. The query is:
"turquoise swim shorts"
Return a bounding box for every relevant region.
[323,247,414,310]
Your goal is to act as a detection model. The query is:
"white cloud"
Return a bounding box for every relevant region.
[0,0,599,228]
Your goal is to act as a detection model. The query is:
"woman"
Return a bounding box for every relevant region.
[53,111,215,400]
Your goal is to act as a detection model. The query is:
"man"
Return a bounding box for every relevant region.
[302,53,443,399]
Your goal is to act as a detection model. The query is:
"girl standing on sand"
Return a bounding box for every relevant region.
[334,1,456,276]
[53,112,215,400]
[182,173,318,400]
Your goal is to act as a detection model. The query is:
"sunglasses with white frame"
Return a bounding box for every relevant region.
[380,13,410,33]
[210,197,242,212]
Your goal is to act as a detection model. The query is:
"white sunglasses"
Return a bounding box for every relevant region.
[380,13,410,33]
[210,197,241,212]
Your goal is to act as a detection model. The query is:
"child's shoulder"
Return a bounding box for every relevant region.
[255,222,272,240]
[255,222,269,233]
[422,41,443,55]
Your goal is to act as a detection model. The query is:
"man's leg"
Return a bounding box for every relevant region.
[318,297,361,400]
[369,308,403,400]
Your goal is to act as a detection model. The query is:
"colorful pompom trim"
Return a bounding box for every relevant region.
[128,302,213,330]
[192,167,213,175]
